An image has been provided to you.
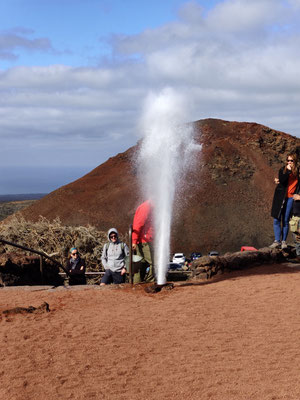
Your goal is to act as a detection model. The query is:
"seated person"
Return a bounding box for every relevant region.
[100,228,129,285]
[66,247,86,285]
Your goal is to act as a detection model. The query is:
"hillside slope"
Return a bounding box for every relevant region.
[17,119,300,254]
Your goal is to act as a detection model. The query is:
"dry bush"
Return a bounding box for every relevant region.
[0,215,111,271]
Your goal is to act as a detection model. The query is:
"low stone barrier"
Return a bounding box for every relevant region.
[190,247,292,281]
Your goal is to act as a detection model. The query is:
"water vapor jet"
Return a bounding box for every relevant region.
[138,88,200,285]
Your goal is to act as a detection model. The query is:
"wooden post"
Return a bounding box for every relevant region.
[129,224,133,284]
[39,255,44,284]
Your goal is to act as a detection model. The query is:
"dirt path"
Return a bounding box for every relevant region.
[1,263,300,400]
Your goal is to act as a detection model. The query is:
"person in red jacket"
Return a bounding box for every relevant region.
[132,200,155,283]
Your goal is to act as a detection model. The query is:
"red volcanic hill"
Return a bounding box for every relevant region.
[18,118,300,254]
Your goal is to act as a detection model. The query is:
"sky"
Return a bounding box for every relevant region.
[1,0,300,194]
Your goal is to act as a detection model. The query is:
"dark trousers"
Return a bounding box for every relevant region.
[101,269,125,285]
[69,274,86,285]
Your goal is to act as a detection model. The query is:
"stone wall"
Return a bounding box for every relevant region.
[190,247,290,280]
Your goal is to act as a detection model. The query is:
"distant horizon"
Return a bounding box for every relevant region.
[0,192,47,196]
[0,165,95,195]
[0,193,47,202]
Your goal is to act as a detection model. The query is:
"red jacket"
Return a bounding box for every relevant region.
[132,200,154,244]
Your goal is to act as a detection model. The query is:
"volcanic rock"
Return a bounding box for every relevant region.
[191,247,289,281]
[15,118,300,254]
[2,302,50,316]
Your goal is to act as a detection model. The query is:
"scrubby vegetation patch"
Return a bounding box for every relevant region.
[0,216,109,271]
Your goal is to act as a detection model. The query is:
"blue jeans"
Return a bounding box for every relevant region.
[273,197,294,242]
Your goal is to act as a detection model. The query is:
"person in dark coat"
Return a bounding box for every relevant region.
[270,153,299,249]
[66,247,86,285]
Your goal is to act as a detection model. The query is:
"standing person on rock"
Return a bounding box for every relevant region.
[132,200,155,284]
[100,228,129,286]
[270,153,299,249]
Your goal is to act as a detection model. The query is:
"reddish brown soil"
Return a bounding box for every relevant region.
[1,264,300,400]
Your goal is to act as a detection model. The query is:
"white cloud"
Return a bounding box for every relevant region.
[206,0,285,33]
[1,0,300,174]
[0,28,54,60]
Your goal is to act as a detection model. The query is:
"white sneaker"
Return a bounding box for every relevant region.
[281,241,288,249]
[269,241,281,249]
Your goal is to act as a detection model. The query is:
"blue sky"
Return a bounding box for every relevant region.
[0,0,219,69]
[1,0,300,194]
[0,0,187,68]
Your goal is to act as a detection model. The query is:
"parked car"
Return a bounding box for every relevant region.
[172,253,185,264]
[168,262,183,271]
[208,251,219,257]
[190,252,202,261]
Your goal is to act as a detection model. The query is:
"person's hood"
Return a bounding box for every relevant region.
[108,228,119,242]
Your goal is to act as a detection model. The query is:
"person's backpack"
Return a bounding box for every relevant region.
[289,215,300,233]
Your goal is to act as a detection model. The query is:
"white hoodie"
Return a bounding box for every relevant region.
[101,228,129,272]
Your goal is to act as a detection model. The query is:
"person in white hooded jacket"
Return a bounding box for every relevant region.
[100,228,129,285]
